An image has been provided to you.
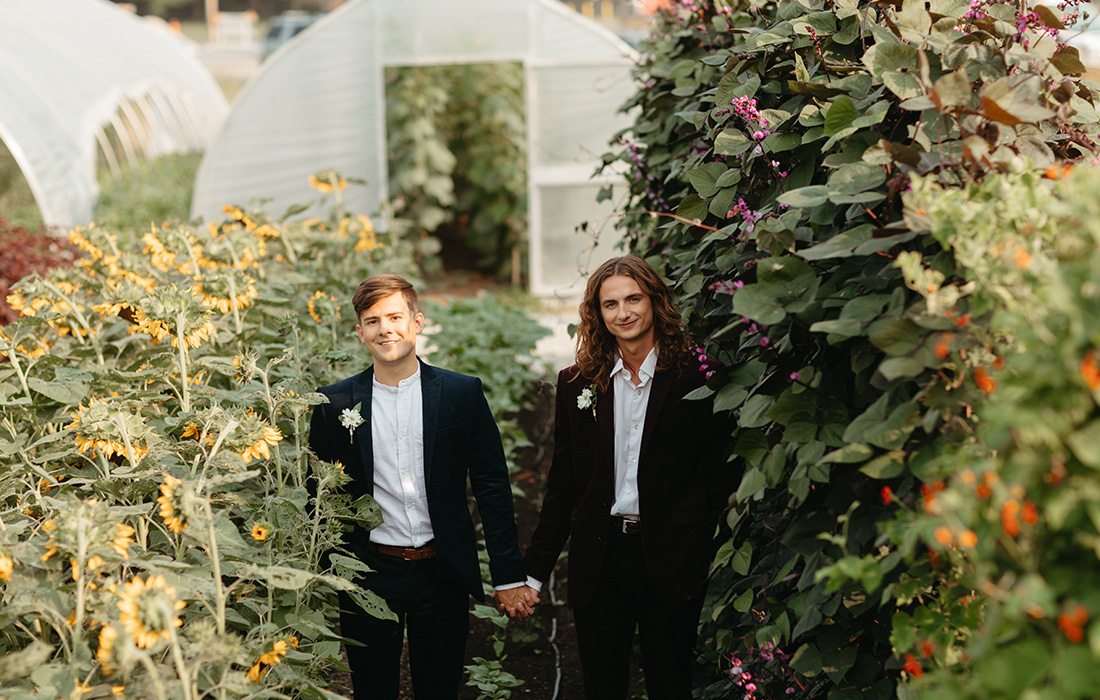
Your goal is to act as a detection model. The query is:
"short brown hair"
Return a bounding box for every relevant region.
[575,255,693,391]
[352,274,419,318]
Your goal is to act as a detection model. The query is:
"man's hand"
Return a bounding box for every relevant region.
[492,585,540,620]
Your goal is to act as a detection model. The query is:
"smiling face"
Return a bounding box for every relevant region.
[598,274,655,349]
[355,291,424,374]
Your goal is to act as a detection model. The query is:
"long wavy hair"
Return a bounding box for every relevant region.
[574,255,694,392]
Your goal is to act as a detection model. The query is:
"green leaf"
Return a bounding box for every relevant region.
[824,96,859,136]
[878,356,925,380]
[859,450,905,478]
[896,0,932,40]
[733,588,754,612]
[778,185,831,208]
[0,641,54,681]
[809,318,863,338]
[828,164,887,195]
[800,225,875,261]
[866,41,919,74]
[736,467,767,502]
[27,376,89,406]
[934,69,972,108]
[790,644,823,676]
[687,163,729,198]
[715,128,752,156]
[714,383,749,412]
[822,443,874,463]
[980,75,1056,125]
[1067,420,1100,469]
[677,194,709,222]
[732,285,786,325]
[740,394,776,429]
[732,541,753,575]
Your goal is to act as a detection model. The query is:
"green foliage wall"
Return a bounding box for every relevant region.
[603,0,1100,696]
[386,64,527,278]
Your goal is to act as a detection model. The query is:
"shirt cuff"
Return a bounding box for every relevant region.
[525,576,543,593]
[493,581,526,591]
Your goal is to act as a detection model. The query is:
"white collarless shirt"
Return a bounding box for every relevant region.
[369,367,434,547]
[610,346,658,517]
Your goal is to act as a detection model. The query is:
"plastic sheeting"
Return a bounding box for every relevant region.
[191,0,637,295]
[0,0,227,227]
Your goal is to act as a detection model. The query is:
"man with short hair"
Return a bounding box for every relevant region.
[308,274,531,699]
[517,255,735,699]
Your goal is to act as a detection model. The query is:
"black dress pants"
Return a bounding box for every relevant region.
[573,528,705,700]
[338,550,470,700]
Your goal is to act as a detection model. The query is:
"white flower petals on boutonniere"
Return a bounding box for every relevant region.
[576,385,597,419]
[339,402,364,444]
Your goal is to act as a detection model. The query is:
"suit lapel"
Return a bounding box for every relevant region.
[596,378,615,481]
[351,368,374,487]
[420,360,441,487]
[638,369,674,464]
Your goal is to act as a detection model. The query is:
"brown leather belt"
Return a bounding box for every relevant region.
[610,515,641,535]
[368,541,437,560]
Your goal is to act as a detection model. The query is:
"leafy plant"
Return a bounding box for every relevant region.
[599,0,1100,695]
[94,152,203,230]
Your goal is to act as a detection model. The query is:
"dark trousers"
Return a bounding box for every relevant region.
[573,529,705,700]
[338,551,470,700]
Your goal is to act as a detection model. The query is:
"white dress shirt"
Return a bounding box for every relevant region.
[609,346,657,517]
[528,347,658,593]
[370,368,434,547]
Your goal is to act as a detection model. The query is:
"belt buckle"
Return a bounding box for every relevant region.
[619,516,640,535]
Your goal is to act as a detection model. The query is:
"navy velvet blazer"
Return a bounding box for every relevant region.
[308,359,524,600]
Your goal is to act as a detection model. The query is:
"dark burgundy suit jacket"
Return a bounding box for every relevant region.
[524,364,736,608]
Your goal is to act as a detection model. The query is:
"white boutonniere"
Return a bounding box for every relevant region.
[577,385,597,418]
[339,402,364,444]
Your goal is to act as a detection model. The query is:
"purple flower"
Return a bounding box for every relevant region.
[759,336,770,347]
[786,688,795,695]
[789,371,799,381]
[753,130,765,140]
[745,683,757,693]
[748,323,758,334]
[706,370,715,379]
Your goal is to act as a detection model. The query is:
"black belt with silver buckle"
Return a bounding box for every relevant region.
[610,515,641,535]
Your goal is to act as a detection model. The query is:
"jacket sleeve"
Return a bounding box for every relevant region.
[523,369,575,583]
[466,378,525,586]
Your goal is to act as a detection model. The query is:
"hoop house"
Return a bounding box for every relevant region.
[0,0,227,228]
[191,0,637,295]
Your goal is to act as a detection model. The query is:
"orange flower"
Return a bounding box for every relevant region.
[976,482,992,499]
[1021,501,1039,525]
[974,367,996,394]
[993,356,1005,370]
[880,486,893,506]
[1058,605,1089,643]
[1001,500,1021,537]
[921,480,945,514]
[953,313,971,327]
[1082,350,1100,391]
[902,653,923,678]
[958,530,978,549]
[934,527,954,546]
[1043,163,1073,180]
[919,639,935,658]
[935,332,954,361]
[1013,245,1033,270]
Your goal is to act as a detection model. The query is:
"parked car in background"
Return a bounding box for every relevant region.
[262,11,319,60]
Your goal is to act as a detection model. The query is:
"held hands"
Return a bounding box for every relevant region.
[491,585,540,620]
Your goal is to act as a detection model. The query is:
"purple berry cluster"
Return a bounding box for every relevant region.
[708,278,744,295]
[727,198,763,232]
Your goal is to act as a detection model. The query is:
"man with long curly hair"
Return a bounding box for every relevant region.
[517,255,735,699]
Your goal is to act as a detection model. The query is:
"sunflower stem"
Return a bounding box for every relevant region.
[227,275,242,335]
[168,626,196,700]
[4,347,32,403]
[175,313,191,413]
[138,652,169,700]
[202,500,227,636]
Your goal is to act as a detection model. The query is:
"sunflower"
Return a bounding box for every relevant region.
[111,523,136,559]
[0,554,13,581]
[223,413,284,464]
[157,475,188,534]
[97,623,121,674]
[112,686,125,697]
[246,639,289,682]
[117,575,186,649]
[7,276,89,338]
[129,284,217,349]
[308,170,347,193]
[307,291,340,325]
[222,205,256,231]
[250,524,269,542]
[352,215,380,252]
[66,399,151,463]
[69,226,108,261]
[192,270,259,315]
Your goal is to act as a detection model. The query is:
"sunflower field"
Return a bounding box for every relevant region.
[0,178,543,699]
